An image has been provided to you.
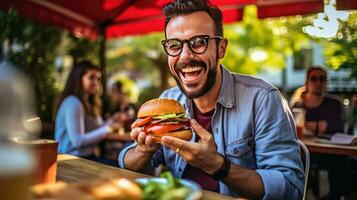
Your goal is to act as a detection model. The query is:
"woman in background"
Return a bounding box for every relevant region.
[290,66,352,199]
[54,61,120,166]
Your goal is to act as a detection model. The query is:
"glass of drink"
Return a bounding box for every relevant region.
[9,138,58,184]
[292,108,305,139]
[0,144,34,200]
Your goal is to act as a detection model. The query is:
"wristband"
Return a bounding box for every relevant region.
[211,156,231,181]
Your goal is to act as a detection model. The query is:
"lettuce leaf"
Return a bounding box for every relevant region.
[140,171,190,200]
[153,113,186,120]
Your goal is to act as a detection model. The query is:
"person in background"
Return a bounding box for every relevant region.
[107,81,137,132]
[118,0,304,199]
[291,66,344,136]
[54,61,121,166]
[291,66,352,200]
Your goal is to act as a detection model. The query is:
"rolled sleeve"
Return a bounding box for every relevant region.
[254,90,304,199]
[118,142,137,169]
[256,169,300,200]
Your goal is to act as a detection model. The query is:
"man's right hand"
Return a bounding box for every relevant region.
[130,127,160,154]
[123,127,160,172]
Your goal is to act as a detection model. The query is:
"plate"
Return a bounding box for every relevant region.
[136,177,202,200]
[314,138,336,144]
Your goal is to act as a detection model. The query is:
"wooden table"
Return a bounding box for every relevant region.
[56,154,235,200]
[302,137,357,156]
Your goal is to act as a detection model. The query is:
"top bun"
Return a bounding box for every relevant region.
[137,98,185,118]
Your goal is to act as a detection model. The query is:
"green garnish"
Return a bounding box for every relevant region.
[140,171,191,200]
[152,113,186,120]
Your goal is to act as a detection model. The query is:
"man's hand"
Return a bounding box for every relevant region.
[161,119,224,174]
[130,127,160,154]
[123,127,160,172]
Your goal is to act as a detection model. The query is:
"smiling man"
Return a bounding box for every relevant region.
[118,1,304,199]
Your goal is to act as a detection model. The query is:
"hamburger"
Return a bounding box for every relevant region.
[131,98,192,141]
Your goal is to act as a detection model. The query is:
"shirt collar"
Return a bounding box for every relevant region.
[217,65,235,109]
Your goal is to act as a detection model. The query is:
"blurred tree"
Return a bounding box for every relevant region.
[323,12,357,79]
[0,10,100,138]
[68,35,99,65]
[107,33,169,104]
[224,9,357,83]
[0,9,62,126]
[223,6,313,74]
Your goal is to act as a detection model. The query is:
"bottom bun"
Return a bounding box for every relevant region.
[151,129,192,142]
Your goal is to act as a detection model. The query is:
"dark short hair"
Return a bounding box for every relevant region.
[305,65,327,84]
[163,0,223,37]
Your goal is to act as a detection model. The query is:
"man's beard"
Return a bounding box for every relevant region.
[173,60,217,99]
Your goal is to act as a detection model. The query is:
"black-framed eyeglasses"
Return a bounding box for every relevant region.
[161,35,223,57]
[309,75,327,83]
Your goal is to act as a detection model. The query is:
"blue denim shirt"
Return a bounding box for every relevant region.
[119,66,304,200]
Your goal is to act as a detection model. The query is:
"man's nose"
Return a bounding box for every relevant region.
[180,43,195,59]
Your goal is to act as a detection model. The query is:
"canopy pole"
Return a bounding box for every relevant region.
[99,25,107,115]
[98,25,108,158]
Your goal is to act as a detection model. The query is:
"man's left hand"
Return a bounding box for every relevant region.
[161,119,224,174]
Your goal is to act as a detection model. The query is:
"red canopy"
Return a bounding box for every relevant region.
[336,0,357,11]
[1,0,329,40]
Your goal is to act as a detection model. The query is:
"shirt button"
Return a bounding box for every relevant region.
[178,167,182,172]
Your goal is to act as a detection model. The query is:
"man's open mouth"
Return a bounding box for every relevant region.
[180,66,204,80]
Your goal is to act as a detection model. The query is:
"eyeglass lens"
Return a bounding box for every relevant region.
[309,76,326,82]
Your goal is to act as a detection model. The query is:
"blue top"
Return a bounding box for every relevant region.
[118,66,304,199]
[55,95,109,157]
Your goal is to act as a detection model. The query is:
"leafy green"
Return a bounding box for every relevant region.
[153,113,186,120]
[140,171,191,200]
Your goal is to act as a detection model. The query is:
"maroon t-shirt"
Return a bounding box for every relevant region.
[181,104,219,192]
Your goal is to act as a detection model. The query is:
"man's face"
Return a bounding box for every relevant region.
[306,70,327,96]
[165,11,227,98]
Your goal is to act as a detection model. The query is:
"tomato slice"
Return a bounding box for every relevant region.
[131,116,153,128]
[144,123,189,134]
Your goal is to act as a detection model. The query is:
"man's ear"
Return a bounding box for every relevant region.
[218,38,228,59]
